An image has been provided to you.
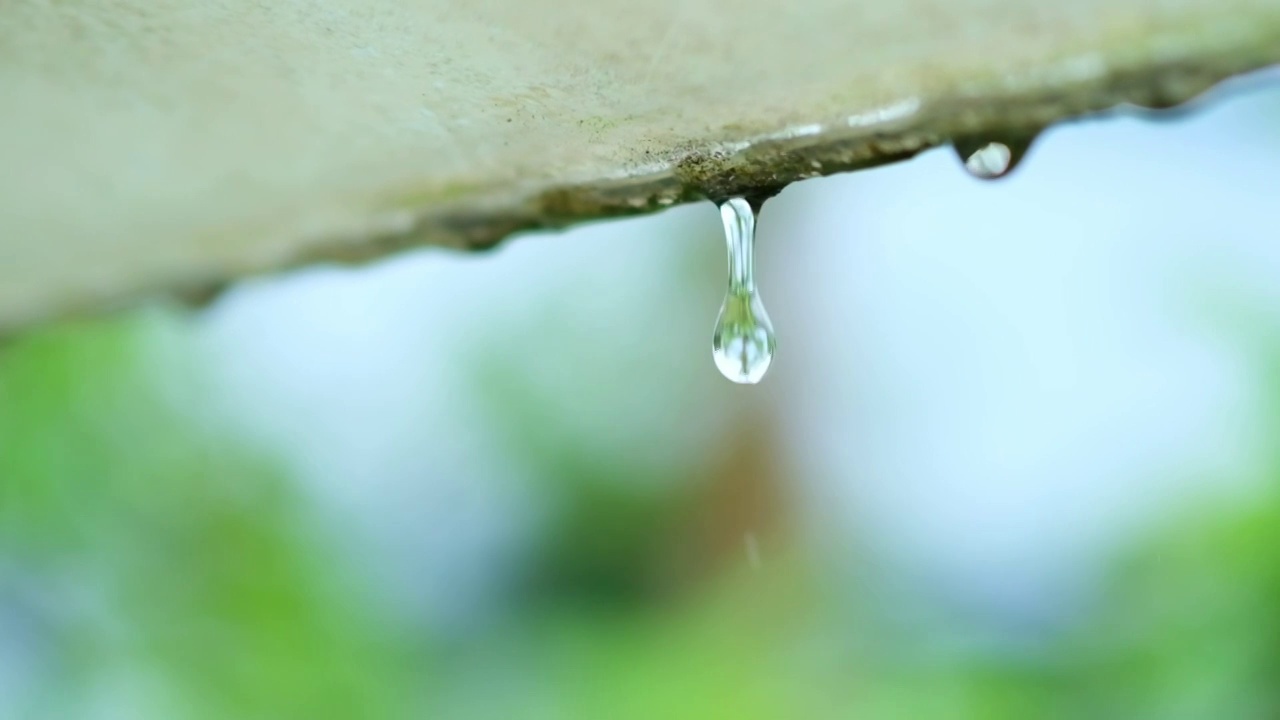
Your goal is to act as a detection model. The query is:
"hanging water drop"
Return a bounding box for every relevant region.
[953,133,1037,180]
[712,197,776,384]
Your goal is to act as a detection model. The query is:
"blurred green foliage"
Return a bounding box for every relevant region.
[0,314,416,719]
[2,307,1280,719]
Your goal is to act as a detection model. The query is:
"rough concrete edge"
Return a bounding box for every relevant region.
[8,27,1280,336]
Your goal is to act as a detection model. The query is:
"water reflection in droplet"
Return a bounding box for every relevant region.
[712,197,776,384]
[953,133,1037,180]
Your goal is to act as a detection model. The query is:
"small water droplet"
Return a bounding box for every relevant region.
[953,133,1037,180]
[712,197,776,384]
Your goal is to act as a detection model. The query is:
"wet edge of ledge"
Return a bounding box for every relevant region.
[6,31,1280,337]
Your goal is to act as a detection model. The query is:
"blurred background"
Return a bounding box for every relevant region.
[3,83,1280,719]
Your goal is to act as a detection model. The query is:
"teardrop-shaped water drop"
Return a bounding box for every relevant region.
[953,133,1037,180]
[712,197,776,384]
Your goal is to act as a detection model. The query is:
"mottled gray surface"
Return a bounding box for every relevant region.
[2,0,1279,331]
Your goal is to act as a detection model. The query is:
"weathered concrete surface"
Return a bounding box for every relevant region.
[2,0,1279,332]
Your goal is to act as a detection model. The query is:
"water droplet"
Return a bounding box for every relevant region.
[712,197,776,384]
[953,133,1036,180]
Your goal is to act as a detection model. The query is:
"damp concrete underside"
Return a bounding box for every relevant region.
[3,0,1280,333]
